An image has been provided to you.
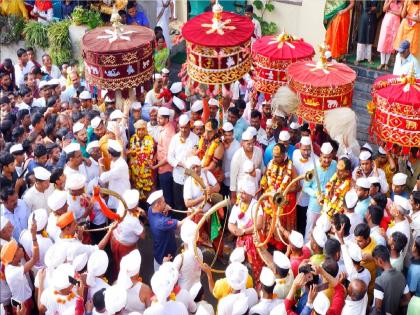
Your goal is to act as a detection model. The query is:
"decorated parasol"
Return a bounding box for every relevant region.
[286,44,357,126]
[81,7,154,105]
[181,0,253,124]
[368,67,420,154]
[252,32,315,96]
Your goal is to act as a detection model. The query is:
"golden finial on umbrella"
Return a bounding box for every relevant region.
[201,0,236,35]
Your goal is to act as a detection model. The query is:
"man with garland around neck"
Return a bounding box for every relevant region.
[260,143,299,251]
[320,156,353,218]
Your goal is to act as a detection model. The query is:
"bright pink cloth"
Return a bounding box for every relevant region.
[377,2,402,53]
[157,123,175,174]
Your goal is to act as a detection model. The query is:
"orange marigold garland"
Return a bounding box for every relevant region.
[322,174,351,217]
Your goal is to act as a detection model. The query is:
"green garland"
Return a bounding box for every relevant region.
[71,6,103,30]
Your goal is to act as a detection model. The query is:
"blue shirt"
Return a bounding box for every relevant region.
[263,142,295,166]
[233,117,249,142]
[303,160,337,213]
[127,11,149,26]
[1,200,30,241]
[355,197,371,219]
[390,191,410,201]
[407,259,420,295]
[147,206,178,264]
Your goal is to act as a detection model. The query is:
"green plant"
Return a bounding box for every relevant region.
[71,6,104,30]
[253,0,278,35]
[0,15,25,45]
[23,21,49,49]
[48,19,73,66]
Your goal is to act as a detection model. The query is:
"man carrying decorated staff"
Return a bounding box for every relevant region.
[228,180,264,283]
[260,143,299,241]
[183,156,224,259]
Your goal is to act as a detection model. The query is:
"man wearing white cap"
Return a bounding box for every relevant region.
[354,177,372,219]
[46,190,68,241]
[145,75,163,107]
[190,100,204,124]
[99,139,130,210]
[309,226,327,266]
[143,269,188,315]
[221,122,241,195]
[387,195,411,242]
[161,68,170,86]
[79,90,94,111]
[19,208,53,273]
[147,190,199,271]
[117,249,152,313]
[343,190,363,235]
[128,101,143,136]
[193,120,205,137]
[228,180,264,281]
[63,142,89,180]
[391,172,409,201]
[336,227,371,287]
[65,172,92,223]
[272,251,294,299]
[174,220,203,291]
[85,140,100,182]
[22,166,54,212]
[153,106,176,207]
[217,262,258,315]
[230,129,263,199]
[303,142,337,240]
[353,150,389,194]
[111,190,145,275]
[168,114,199,212]
[72,121,90,158]
[38,263,80,314]
[86,250,110,300]
[249,267,281,315]
[292,136,317,234]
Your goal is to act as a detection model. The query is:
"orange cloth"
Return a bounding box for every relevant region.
[0,239,18,266]
[99,135,111,171]
[56,211,75,229]
[110,236,137,279]
[394,1,420,55]
[325,10,351,59]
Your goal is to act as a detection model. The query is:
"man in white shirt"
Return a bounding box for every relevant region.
[230,130,263,200]
[41,54,61,79]
[221,122,241,196]
[250,110,268,148]
[22,166,54,212]
[249,267,282,315]
[14,48,35,86]
[147,106,160,143]
[393,40,420,78]
[145,74,164,106]
[168,114,199,213]
[292,136,317,235]
[99,140,130,210]
[63,142,89,181]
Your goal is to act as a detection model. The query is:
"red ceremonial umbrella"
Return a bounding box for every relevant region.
[286,46,356,125]
[181,1,253,87]
[368,69,420,154]
[82,14,154,102]
[252,33,315,96]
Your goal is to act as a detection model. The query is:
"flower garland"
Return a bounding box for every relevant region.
[235,195,250,220]
[260,160,293,216]
[129,134,155,199]
[197,137,220,168]
[40,229,49,238]
[322,173,351,217]
[54,291,76,304]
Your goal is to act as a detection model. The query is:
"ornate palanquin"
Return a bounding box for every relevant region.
[286,46,356,125]
[368,71,420,153]
[252,33,314,95]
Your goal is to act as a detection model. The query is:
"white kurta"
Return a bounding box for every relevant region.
[143,300,188,315]
[183,170,217,212]
[99,157,130,209]
[217,289,259,315]
[22,184,54,212]
[19,232,53,271]
[222,140,241,187]
[292,150,317,207]
[113,213,143,245]
[230,147,263,192]
[40,287,77,315]
[167,132,199,185]
[249,298,282,315]
[46,213,61,242]
[173,248,203,291]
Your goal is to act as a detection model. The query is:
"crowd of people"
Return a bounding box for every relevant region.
[0,1,420,315]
